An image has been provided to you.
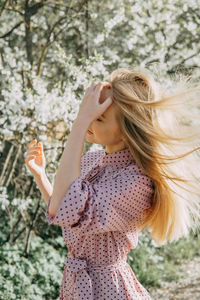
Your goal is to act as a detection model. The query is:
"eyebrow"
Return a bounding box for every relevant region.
[101,114,106,119]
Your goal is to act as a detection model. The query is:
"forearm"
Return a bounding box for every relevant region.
[49,117,90,217]
[34,173,53,206]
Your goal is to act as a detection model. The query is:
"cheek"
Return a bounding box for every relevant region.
[93,124,111,140]
[93,122,105,133]
[111,127,123,141]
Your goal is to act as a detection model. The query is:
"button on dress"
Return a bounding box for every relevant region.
[46,148,155,300]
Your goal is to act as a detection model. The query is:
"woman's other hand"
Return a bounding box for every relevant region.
[25,139,46,179]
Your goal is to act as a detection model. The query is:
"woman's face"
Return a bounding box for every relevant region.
[85,85,126,153]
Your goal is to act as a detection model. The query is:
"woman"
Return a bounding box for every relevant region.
[25,66,200,299]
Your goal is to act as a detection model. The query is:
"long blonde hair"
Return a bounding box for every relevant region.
[106,66,200,245]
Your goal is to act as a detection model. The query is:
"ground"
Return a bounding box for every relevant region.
[148,256,200,300]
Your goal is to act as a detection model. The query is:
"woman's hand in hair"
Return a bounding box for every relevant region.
[77,81,113,123]
[25,139,46,179]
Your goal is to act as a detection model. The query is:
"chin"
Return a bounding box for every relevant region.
[86,136,93,142]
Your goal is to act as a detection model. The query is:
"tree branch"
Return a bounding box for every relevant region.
[28,2,45,16]
[0,21,23,39]
[5,7,24,16]
[24,1,32,65]
[179,51,200,65]
[0,0,9,18]
[85,0,89,58]
[37,16,67,75]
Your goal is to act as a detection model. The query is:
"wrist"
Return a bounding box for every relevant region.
[34,171,46,182]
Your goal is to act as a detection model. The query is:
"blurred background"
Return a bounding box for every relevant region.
[0,0,200,299]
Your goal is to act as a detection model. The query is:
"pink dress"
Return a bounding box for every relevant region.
[46,148,154,300]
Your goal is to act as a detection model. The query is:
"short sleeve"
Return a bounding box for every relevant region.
[45,162,155,234]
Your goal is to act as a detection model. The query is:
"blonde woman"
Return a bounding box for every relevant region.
[26,66,200,299]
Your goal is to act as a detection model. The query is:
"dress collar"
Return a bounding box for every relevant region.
[97,147,135,169]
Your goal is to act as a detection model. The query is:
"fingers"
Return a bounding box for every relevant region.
[94,81,111,99]
[26,156,35,161]
[101,81,111,88]
[89,82,110,96]
[25,155,36,163]
[27,146,41,152]
[25,156,35,166]
[94,81,111,88]
[26,140,43,167]
[25,151,40,165]
[25,154,36,164]
[95,83,105,99]
[27,150,40,155]
[28,140,42,149]
[27,140,43,157]
[89,82,99,91]
[28,139,37,149]
[86,82,98,91]
[88,81,111,91]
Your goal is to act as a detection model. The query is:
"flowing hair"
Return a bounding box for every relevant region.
[105,66,200,245]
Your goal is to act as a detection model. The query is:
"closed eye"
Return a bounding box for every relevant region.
[96,118,102,122]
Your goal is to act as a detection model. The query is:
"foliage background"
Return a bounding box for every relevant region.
[0,0,200,299]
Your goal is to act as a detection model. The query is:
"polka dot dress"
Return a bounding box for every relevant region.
[46,148,155,299]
